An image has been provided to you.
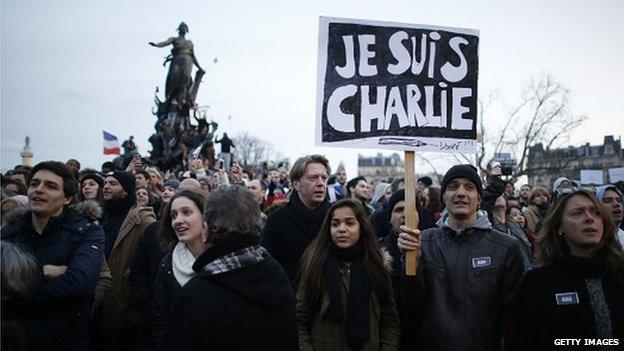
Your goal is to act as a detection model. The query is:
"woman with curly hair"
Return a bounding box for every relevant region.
[510,189,624,350]
[297,199,400,350]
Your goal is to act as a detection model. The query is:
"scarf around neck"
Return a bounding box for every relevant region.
[172,242,197,286]
[290,190,330,223]
[326,242,370,350]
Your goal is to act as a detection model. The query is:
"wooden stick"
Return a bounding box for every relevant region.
[404,151,419,276]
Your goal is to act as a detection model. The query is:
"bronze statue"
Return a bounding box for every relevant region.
[149,22,204,104]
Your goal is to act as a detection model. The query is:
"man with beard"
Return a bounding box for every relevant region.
[346,176,374,215]
[397,165,525,351]
[260,154,331,286]
[99,171,156,350]
[518,184,531,208]
[379,189,434,350]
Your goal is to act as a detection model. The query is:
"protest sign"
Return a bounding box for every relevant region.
[580,170,603,185]
[315,17,480,153]
[609,167,624,183]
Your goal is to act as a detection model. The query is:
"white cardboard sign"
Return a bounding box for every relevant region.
[608,167,624,183]
[315,17,479,153]
[580,170,603,185]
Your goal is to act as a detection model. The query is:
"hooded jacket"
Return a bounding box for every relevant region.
[158,233,298,350]
[402,211,525,351]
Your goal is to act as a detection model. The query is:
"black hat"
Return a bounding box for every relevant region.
[387,189,406,214]
[80,172,104,188]
[418,176,433,187]
[386,189,421,223]
[440,165,483,201]
[107,171,136,195]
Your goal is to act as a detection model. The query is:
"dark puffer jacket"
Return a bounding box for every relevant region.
[401,212,525,351]
[1,209,105,350]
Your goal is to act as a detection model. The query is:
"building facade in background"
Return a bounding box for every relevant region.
[358,153,405,181]
[527,135,623,187]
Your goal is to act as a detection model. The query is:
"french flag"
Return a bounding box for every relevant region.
[103,131,121,155]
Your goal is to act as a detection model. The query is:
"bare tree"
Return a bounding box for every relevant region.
[233,132,283,168]
[476,73,587,181]
[415,73,586,183]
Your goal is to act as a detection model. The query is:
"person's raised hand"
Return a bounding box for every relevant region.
[397,225,421,254]
[231,162,243,182]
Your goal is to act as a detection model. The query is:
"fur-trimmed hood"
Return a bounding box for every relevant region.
[2,200,103,228]
[381,246,393,273]
[70,200,103,223]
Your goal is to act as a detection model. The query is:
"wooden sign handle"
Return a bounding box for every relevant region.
[404,151,420,276]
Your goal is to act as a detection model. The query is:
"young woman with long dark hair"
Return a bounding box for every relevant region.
[297,199,400,350]
[151,189,207,345]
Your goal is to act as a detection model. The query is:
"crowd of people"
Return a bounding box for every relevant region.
[1,153,623,350]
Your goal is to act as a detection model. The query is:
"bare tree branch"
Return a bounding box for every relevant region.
[476,72,585,181]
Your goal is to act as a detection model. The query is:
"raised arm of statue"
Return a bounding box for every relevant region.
[149,37,175,48]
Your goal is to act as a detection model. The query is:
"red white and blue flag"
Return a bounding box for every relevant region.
[103,130,121,155]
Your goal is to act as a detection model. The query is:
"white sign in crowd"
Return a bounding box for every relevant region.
[316,17,480,153]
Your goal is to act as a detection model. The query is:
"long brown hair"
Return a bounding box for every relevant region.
[537,189,624,281]
[159,189,207,252]
[298,199,392,310]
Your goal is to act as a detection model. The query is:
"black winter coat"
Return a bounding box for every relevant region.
[151,252,182,344]
[260,192,330,284]
[129,220,167,339]
[158,238,298,350]
[379,210,436,351]
[510,254,624,351]
[1,209,105,351]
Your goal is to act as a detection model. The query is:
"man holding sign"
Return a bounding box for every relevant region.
[398,165,525,350]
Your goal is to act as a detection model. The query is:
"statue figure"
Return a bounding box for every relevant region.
[122,135,137,154]
[149,22,204,104]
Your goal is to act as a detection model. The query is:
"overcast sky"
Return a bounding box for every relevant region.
[2,0,623,177]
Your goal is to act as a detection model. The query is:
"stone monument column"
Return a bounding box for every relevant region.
[20,135,33,167]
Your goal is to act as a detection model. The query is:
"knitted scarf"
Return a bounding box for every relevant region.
[326,242,370,350]
[172,242,197,286]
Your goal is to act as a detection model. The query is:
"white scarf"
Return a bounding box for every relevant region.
[172,242,197,286]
